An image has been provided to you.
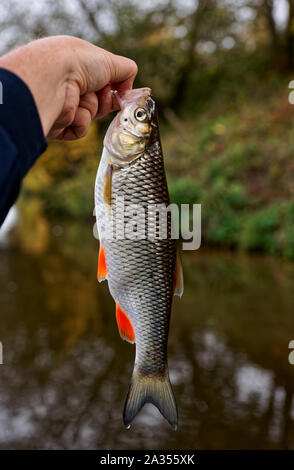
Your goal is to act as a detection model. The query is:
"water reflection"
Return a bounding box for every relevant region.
[0,220,294,449]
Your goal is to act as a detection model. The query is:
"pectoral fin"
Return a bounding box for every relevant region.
[173,251,184,297]
[103,163,113,206]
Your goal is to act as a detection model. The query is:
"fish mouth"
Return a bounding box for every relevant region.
[112,87,152,110]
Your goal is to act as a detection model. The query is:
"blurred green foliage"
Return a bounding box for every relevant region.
[240,205,281,255]
[169,178,202,205]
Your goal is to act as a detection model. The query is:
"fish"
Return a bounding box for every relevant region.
[94,87,184,430]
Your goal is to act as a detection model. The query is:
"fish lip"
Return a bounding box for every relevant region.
[111,87,152,110]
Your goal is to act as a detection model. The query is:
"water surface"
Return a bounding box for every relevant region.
[0,220,294,449]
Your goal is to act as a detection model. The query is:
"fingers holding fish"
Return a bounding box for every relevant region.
[95,80,141,120]
[100,50,138,92]
[48,86,99,140]
[95,84,120,120]
[79,45,137,99]
[62,92,99,140]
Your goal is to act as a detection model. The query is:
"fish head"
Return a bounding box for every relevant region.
[104,87,156,165]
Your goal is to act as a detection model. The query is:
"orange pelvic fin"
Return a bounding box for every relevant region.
[173,250,184,298]
[97,244,107,282]
[116,304,135,344]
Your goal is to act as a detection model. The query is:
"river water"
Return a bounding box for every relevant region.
[0,219,294,449]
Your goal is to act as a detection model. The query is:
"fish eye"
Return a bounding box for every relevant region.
[134,107,147,122]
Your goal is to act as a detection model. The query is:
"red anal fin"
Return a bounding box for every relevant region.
[97,244,107,282]
[116,304,135,344]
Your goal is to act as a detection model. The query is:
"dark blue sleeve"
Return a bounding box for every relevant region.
[0,68,47,225]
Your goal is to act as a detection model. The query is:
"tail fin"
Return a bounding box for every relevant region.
[123,367,178,430]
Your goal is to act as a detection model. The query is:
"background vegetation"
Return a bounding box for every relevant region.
[1,0,294,258]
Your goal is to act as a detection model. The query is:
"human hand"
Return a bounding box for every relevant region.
[0,36,137,141]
